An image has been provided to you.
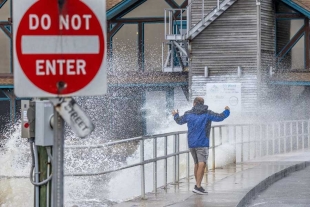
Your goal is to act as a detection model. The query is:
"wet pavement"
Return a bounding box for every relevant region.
[247,165,310,207]
[114,149,310,207]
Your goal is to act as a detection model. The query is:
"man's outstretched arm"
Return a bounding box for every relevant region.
[208,106,230,122]
[172,109,187,125]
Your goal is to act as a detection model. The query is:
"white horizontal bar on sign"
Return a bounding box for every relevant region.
[21,35,100,54]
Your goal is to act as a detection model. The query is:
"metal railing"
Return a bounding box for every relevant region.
[164,8,187,40]
[186,0,223,34]
[2,120,309,199]
[64,119,310,199]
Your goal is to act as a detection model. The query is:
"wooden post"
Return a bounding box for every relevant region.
[38,146,51,207]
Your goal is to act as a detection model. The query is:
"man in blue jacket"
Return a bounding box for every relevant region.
[172,97,230,195]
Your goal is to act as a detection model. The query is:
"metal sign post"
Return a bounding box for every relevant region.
[13,0,107,206]
[52,108,65,207]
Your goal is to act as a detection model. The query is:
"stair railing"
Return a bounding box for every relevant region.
[186,0,223,34]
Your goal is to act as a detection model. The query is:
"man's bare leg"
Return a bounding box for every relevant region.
[196,162,206,188]
[194,164,198,183]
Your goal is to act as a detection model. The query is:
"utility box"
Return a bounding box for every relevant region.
[35,100,54,146]
[21,100,32,138]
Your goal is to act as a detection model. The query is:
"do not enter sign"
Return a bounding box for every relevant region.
[13,0,107,97]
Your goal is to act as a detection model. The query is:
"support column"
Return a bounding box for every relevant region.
[305,18,310,70]
[138,23,144,71]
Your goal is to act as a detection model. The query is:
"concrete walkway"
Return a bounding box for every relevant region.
[247,165,310,207]
[114,149,310,207]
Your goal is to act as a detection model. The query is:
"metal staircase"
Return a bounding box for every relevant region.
[162,0,237,72]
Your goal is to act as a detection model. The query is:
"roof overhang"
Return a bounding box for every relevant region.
[282,0,310,18]
[107,0,140,20]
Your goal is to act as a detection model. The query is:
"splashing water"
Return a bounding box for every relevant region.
[0,87,238,207]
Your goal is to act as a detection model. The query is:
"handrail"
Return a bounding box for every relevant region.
[3,120,310,200]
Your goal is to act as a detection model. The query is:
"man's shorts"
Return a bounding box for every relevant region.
[189,147,209,164]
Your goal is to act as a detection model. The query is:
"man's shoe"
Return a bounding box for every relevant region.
[192,185,208,195]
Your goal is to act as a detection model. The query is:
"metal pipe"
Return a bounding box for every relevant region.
[33,143,40,207]
[176,134,180,182]
[186,150,190,180]
[140,139,145,198]
[272,123,275,155]
[187,6,189,35]
[260,125,263,157]
[302,122,305,149]
[254,126,256,158]
[47,153,51,207]
[164,10,167,38]
[296,121,299,150]
[212,128,215,170]
[290,122,293,152]
[284,123,287,153]
[248,126,251,160]
[153,138,157,192]
[241,126,243,162]
[308,120,310,148]
[173,135,176,183]
[219,127,223,145]
[164,136,168,187]
[52,109,65,207]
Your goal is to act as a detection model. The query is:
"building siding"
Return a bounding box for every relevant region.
[260,0,276,103]
[190,0,258,112]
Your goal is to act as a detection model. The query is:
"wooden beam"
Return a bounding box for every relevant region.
[110,17,187,24]
[110,17,165,23]
[277,25,305,59]
[306,18,310,70]
[0,73,13,78]
[0,21,11,25]
[0,25,11,38]
[180,0,188,9]
[165,0,179,8]
[276,13,304,19]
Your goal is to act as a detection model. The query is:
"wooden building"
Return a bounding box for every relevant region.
[2,0,310,138]
[164,0,310,118]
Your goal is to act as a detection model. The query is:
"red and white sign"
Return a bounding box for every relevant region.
[13,0,107,97]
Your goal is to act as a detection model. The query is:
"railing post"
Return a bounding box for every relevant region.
[266,124,269,156]
[302,121,305,149]
[278,122,281,154]
[175,134,180,183]
[140,139,145,199]
[248,125,251,160]
[173,135,176,183]
[212,127,215,170]
[153,137,157,193]
[290,122,293,152]
[254,125,257,159]
[217,0,220,10]
[219,126,223,145]
[260,124,262,157]
[187,6,189,35]
[272,123,275,155]
[241,126,243,162]
[164,10,167,38]
[308,120,310,148]
[164,136,168,188]
[296,121,299,150]
[284,123,287,153]
[187,145,190,180]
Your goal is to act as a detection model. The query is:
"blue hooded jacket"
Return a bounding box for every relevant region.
[174,104,230,148]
